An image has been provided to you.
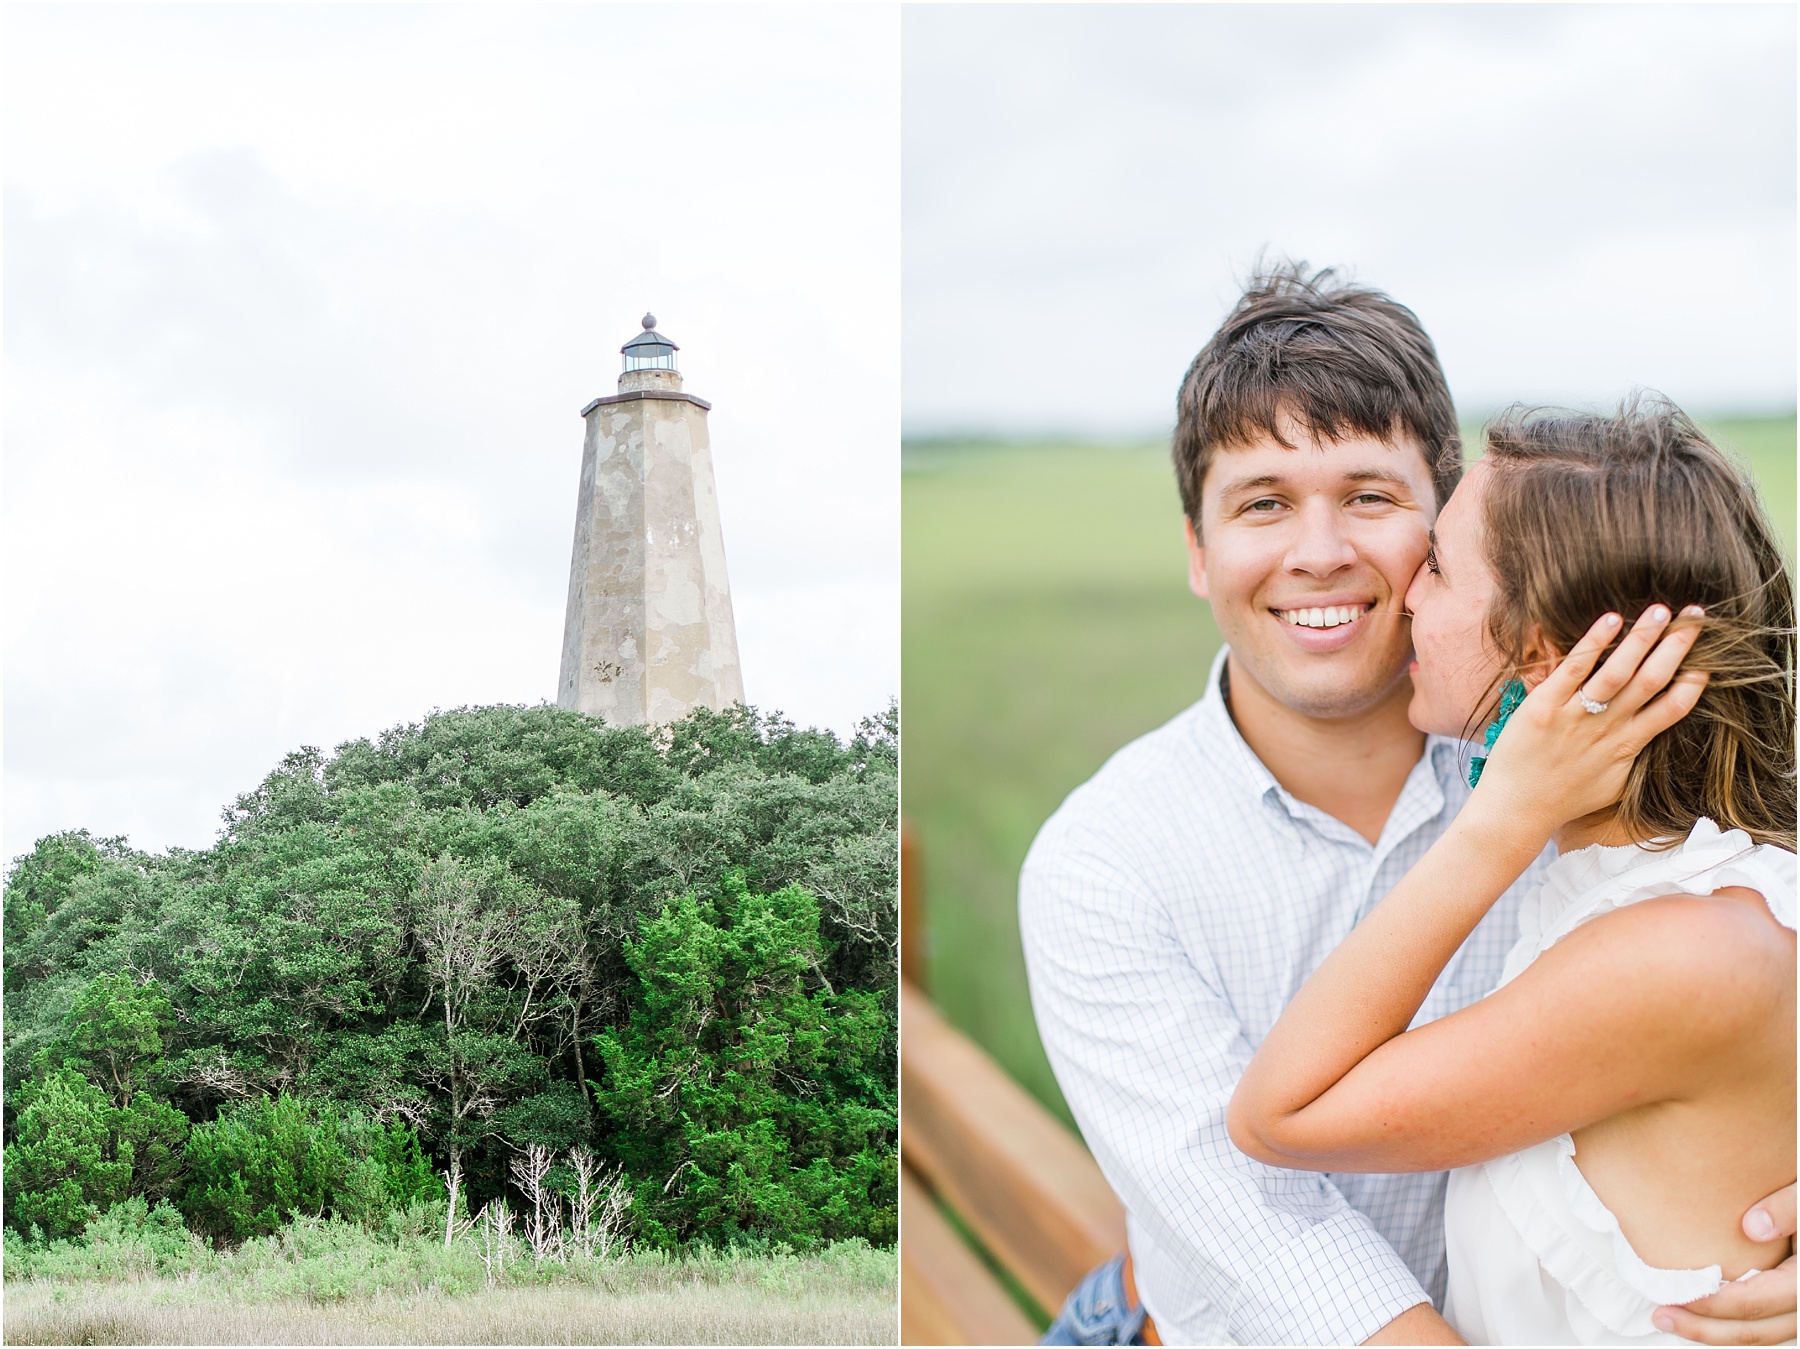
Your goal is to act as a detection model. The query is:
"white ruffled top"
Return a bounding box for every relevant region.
[1442,819,1797,1346]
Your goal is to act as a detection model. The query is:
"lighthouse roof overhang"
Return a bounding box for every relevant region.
[580,390,713,416]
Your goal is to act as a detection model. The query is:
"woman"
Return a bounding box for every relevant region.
[1227,399,1796,1346]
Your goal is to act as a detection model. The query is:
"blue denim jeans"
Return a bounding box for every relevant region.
[1041,1254,1149,1345]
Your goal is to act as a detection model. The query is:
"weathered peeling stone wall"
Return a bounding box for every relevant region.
[557,369,743,726]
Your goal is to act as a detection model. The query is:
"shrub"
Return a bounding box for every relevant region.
[180,1095,437,1241]
[592,872,897,1248]
[3,1070,133,1238]
[183,1094,346,1241]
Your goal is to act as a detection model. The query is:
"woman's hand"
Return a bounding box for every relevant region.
[1466,604,1708,840]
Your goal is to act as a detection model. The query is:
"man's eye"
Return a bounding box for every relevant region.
[1425,545,1441,576]
[1352,492,1389,506]
[1246,498,1281,512]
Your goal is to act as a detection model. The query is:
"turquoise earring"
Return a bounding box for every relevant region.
[1468,679,1528,788]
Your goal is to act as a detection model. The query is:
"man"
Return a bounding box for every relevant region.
[1020,264,1796,1345]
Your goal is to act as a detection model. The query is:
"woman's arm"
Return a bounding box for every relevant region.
[1228,605,1711,1171]
[1228,883,1780,1172]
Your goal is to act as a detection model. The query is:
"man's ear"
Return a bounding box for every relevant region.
[1184,517,1209,599]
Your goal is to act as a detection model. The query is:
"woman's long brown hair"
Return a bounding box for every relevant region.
[1479,397,1795,851]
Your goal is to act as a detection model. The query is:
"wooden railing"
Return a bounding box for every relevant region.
[899,825,1128,1345]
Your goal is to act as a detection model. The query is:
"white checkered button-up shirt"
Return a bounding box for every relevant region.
[1021,650,1547,1346]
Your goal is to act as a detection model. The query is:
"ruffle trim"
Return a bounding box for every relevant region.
[1483,1137,1747,1337]
[1554,1136,1725,1308]
[1501,819,1796,988]
[1476,819,1789,1338]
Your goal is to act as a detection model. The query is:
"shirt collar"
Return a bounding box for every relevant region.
[1192,645,1471,845]
[1192,646,1284,806]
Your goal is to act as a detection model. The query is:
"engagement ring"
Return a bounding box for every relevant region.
[1578,689,1609,715]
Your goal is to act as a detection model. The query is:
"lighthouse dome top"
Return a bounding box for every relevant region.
[621,314,680,373]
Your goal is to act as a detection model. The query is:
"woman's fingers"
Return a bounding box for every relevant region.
[1576,604,1685,711]
[1471,602,1709,828]
[1575,604,1668,707]
[1606,605,1705,717]
[1534,611,1624,703]
[1475,598,1709,826]
[1629,671,1710,743]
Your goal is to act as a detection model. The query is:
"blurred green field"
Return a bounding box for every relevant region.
[902,416,1796,1127]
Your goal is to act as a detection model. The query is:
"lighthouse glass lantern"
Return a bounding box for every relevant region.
[621,314,680,373]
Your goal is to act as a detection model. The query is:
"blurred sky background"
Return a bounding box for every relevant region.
[6,5,898,864]
[904,3,1796,438]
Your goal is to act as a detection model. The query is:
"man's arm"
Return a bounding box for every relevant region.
[1021,818,1437,1346]
[1364,1303,1463,1345]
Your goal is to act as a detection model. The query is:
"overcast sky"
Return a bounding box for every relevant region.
[904,3,1796,437]
[6,5,898,864]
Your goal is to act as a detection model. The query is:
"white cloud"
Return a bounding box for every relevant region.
[903,3,1795,435]
[6,4,899,862]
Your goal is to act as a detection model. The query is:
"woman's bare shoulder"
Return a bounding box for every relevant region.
[1527,887,1795,1048]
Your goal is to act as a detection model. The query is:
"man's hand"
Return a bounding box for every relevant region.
[1362,1302,1465,1345]
[1655,1185,1796,1345]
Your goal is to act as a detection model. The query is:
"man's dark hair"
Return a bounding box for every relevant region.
[1173,261,1462,528]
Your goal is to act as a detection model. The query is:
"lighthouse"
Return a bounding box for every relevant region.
[557,315,745,726]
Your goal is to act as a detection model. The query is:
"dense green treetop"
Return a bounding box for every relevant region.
[4,701,897,1248]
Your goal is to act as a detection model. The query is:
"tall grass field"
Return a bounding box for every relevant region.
[3,1210,897,1345]
[902,416,1796,1127]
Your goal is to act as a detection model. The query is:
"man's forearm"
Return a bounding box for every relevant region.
[1362,1302,1464,1345]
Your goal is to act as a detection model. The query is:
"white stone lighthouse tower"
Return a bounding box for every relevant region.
[557,315,744,726]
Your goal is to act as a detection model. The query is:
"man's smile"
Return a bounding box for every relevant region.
[1271,601,1376,629]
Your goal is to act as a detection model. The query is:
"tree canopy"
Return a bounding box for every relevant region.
[4,701,897,1249]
